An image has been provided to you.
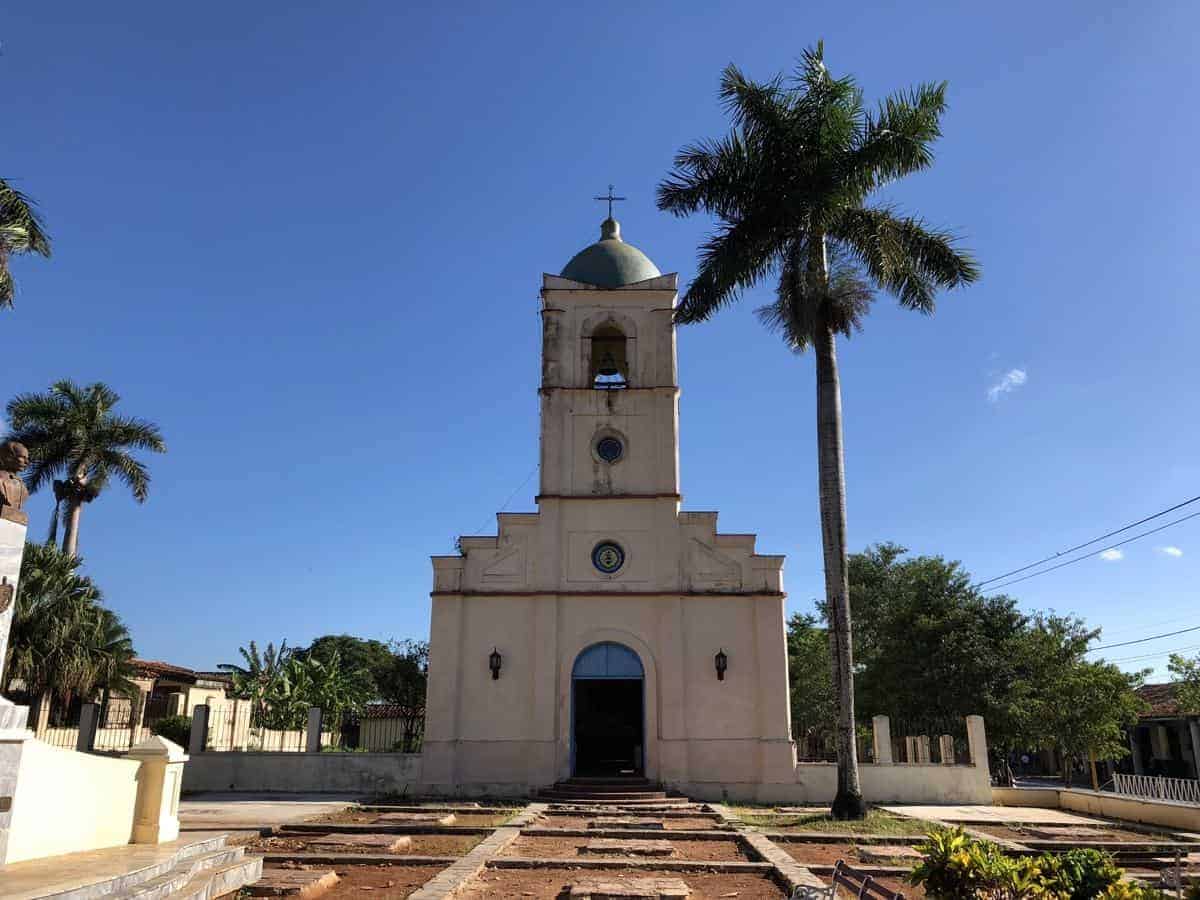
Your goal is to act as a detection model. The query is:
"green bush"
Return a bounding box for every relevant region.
[909,828,1161,900]
[150,714,191,747]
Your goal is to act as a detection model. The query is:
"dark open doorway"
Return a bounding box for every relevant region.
[572,678,643,776]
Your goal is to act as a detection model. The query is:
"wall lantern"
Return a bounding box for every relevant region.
[489,647,503,680]
[714,648,728,681]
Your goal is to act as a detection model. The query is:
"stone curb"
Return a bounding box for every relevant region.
[520,828,737,840]
[261,851,459,865]
[488,857,775,873]
[759,831,926,844]
[279,823,495,835]
[408,826,523,899]
[710,803,826,892]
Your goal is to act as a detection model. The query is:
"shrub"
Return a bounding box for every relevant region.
[150,714,191,747]
[910,828,1149,900]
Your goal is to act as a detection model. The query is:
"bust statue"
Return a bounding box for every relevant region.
[0,441,30,521]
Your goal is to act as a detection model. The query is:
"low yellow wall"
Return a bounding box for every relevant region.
[6,740,141,863]
[992,786,1200,831]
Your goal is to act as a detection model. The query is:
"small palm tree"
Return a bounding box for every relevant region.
[6,380,166,557]
[658,44,979,818]
[3,542,136,704]
[0,179,52,310]
[220,641,293,729]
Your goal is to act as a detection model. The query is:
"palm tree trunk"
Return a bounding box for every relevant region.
[61,497,83,558]
[810,236,866,820]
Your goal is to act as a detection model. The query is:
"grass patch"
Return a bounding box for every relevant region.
[734,807,938,835]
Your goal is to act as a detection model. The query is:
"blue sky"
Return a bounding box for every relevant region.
[3,1,1197,679]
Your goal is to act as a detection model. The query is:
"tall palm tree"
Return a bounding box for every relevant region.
[3,541,136,703]
[6,381,166,557]
[0,179,52,310]
[658,44,979,818]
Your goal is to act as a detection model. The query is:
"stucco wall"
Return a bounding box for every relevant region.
[422,591,794,792]
[4,739,140,863]
[993,786,1200,831]
[182,751,423,794]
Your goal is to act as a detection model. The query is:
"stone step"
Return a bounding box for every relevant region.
[539,791,670,801]
[113,848,252,900]
[38,836,234,900]
[122,852,238,900]
[162,856,264,900]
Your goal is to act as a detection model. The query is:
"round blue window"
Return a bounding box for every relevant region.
[596,436,623,463]
[592,541,625,574]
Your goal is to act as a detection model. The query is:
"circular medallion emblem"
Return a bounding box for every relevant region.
[596,436,623,463]
[592,541,625,575]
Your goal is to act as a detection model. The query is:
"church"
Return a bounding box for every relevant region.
[420,210,798,798]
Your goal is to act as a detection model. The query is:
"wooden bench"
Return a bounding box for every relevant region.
[791,860,906,900]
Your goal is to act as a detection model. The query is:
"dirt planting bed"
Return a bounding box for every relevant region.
[315,863,447,898]
[254,833,483,856]
[826,874,925,899]
[539,814,724,831]
[501,835,753,861]
[459,866,789,898]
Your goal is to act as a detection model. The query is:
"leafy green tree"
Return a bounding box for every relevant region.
[1024,656,1147,787]
[846,544,1027,739]
[1167,652,1200,715]
[376,640,429,752]
[295,634,392,699]
[284,650,372,727]
[0,179,51,310]
[658,45,979,818]
[787,613,835,749]
[6,381,166,556]
[3,542,136,703]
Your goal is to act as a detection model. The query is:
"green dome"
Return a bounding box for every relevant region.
[560,217,661,288]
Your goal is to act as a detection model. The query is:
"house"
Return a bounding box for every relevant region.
[1124,683,1200,779]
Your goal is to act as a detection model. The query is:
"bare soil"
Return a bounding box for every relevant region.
[304,810,512,827]
[310,863,446,898]
[253,833,483,856]
[538,815,723,831]
[831,875,925,900]
[502,835,752,861]
[781,842,919,868]
[458,867,788,898]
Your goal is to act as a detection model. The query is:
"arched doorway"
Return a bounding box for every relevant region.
[571,642,644,777]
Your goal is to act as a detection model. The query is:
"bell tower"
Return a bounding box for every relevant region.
[538,215,680,503]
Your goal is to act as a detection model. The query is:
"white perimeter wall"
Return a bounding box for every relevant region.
[182,752,423,794]
[4,739,140,863]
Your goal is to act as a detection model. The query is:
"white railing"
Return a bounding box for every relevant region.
[1113,773,1200,804]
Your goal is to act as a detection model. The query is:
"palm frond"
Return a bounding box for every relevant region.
[675,217,785,324]
[833,205,979,311]
[844,82,947,196]
[755,244,876,352]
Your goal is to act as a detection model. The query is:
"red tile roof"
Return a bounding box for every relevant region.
[132,658,198,680]
[1136,683,1181,717]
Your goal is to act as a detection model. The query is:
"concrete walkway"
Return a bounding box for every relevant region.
[180,791,363,829]
[883,804,1104,824]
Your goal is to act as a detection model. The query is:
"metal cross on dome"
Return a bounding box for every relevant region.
[593,184,626,218]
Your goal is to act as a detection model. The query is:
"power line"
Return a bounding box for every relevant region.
[983,509,1200,593]
[976,494,1200,587]
[1103,643,1200,665]
[467,464,539,537]
[1087,625,1200,652]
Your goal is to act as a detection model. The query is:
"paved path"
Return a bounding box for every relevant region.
[883,804,1104,824]
[180,791,363,829]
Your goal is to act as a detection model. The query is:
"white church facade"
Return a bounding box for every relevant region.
[420,214,992,803]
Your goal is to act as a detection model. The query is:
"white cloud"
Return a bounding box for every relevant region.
[987,368,1027,402]
[1157,546,1184,558]
[1099,548,1124,561]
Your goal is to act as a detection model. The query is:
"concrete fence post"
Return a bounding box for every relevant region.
[872,715,893,765]
[76,702,100,752]
[305,707,324,753]
[125,735,189,843]
[939,734,955,765]
[966,715,990,780]
[189,704,209,755]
